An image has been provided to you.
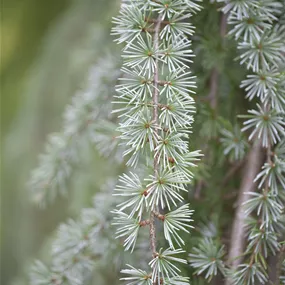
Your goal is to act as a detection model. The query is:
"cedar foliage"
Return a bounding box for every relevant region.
[25,1,285,285]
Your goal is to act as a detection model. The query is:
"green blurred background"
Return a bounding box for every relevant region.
[1,0,119,283]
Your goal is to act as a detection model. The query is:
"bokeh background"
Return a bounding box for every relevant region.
[1,1,119,284]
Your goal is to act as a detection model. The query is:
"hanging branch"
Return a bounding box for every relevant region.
[194,10,228,200]
[149,15,162,261]
[28,56,120,205]
[111,1,202,284]
[30,181,151,285]
[29,58,133,285]
[218,0,285,284]
[227,139,263,268]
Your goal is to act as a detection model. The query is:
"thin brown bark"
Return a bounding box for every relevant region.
[149,15,162,259]
[209,68,219,109]
[220,12,228,40]
[226,139,264,283]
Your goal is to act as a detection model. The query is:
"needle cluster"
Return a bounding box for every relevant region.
[28,57,120,205]
[218,0,285,283]
[112,1,202,284]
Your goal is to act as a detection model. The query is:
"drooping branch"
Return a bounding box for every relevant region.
[226,139,263,268]
[149,15,162,260]
[112,2,202,283]
[218,1,285,283]
[208,12,227,110]
[194,11,228,200]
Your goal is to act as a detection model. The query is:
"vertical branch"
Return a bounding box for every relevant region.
[149,214,157,258]
[153,16,162,179]
[149,15,162,259]
[264,109,272,194]
[220,12,228,40]
[195,12,227,199]
[208,68,219,110]
[226,139,263,268]
[113,2,201,283]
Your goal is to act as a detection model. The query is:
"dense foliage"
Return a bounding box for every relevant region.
[6,1,285,285]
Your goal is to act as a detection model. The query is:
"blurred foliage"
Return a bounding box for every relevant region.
[1,0,119,284]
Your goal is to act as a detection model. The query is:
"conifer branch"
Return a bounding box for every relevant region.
[112,1,202,284]
[28,57,132,285]
[218,0,285,283]
[24,2,285,285]
[227,139,263,269]
[28,56,120,205]
[149,14,163,260]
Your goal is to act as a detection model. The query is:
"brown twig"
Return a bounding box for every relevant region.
[209,68,219,110]
[149,15,163,262]
[226,139,264,284]
[145,17,170,25]
[208,13,227,110]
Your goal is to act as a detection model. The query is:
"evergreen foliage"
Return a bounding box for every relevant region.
[23,1,285,285]
[218,0,285,283]
[29,57,127,285]
[28,57,120,205]
[111,1,202,284]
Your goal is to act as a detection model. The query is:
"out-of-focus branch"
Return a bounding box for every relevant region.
[208,12,227,110]
[194,12,228,199]
[209,68,219,109]
[149,15,162,260]
[226,139,263,281]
